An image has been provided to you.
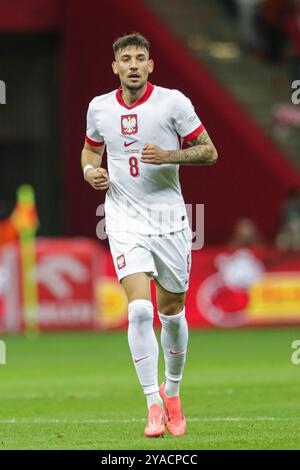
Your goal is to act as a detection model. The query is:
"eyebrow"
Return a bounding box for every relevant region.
[120,53,147,59]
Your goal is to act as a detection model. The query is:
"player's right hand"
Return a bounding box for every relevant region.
[84,167,110,190]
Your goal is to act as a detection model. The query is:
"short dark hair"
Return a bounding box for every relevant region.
[113,33,150,56]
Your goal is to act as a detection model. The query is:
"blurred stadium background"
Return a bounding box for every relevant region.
[1,0,300,450]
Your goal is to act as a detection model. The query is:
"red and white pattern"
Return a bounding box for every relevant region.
[117,254,126,270]
[121,114,138,135]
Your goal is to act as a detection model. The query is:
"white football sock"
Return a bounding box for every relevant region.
[128,299,161,404]
[146,391,163,410]
[158,308,188,397]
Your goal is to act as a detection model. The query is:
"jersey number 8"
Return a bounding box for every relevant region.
[129,156,139,177]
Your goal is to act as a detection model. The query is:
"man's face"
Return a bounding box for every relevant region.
[112,46,154,91]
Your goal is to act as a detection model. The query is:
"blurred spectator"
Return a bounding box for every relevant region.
[256,0,294,62]
[235,0,263,51]
[272,103,300,140]
[219,0,239,18]
[220,0,300,70]
[283,0,300,82]
[220,0,262,51]
[0,200,18,247]
[228,217,264,248]
[276,188,300,251]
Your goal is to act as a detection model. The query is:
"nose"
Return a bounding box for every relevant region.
[129,60,138,70]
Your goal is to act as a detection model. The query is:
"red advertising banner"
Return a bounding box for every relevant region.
[0,239,105,332]
[98,245,300,329]
[186,246,300,328]
[35,239,104,331]
[1,240,300,332]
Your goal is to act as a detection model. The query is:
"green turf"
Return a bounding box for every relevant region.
[0,328,300,449]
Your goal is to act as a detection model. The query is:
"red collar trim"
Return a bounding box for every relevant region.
[116,82,154,109]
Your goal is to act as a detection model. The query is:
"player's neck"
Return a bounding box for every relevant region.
[121,83,148,107]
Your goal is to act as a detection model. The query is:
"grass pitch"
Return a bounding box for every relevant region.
[0,328,299,450]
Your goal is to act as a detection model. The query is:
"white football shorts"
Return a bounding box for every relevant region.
[107,227,192,293]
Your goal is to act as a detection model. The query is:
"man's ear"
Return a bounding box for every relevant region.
[112,61,119,76]
[148,59,154,74]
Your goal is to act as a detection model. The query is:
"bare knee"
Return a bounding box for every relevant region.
[159,300,185,316]
[121,273,151,304]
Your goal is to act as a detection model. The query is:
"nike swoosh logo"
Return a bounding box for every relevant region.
[134,355,150,363]
[169,350,185,356]
[124,140,138,147]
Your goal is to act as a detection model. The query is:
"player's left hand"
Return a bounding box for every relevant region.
[141,144,170,165]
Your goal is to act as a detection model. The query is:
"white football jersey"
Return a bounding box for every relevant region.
[86,82,204,235]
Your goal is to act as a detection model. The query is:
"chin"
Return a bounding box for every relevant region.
[126,81,146,91]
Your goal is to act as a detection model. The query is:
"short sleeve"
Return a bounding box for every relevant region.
[172,91,205,143]
[85,101,104,147]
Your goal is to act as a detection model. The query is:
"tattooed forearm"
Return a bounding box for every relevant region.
[167,130,218,166]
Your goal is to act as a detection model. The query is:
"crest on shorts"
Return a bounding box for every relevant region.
[121,114,138,135]
[117,254,126,270]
